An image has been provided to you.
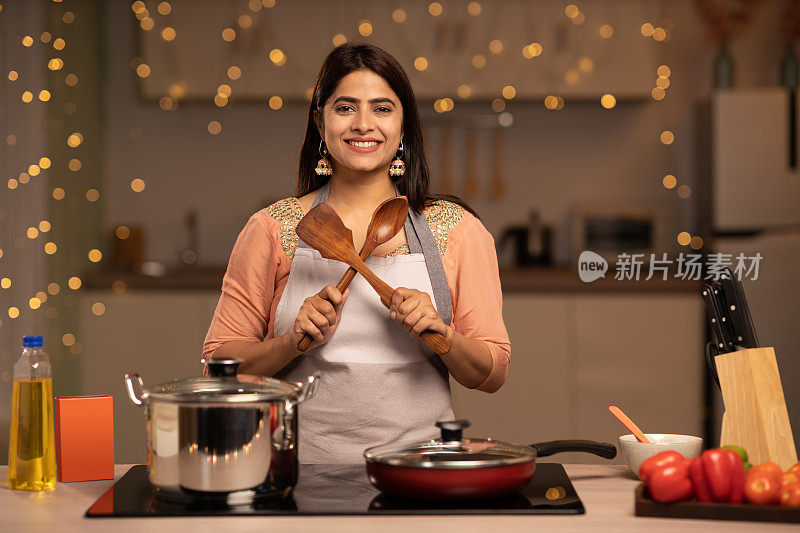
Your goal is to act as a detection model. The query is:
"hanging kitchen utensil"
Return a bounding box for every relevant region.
[464,128,479,198]
[295,203,451,355]
[297,196,409,351]
[364,419,616,500]
[440,127,454,195]
[490,128,505,199]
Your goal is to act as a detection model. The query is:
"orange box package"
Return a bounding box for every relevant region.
[54,395,114,482]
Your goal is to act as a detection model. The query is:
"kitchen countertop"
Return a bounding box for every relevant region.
[1,464,794,532]
[83,267,700,293]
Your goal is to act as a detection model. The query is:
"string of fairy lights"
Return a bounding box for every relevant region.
[1,0,107,362]
[0,1,702,356]
[128,0,701,245]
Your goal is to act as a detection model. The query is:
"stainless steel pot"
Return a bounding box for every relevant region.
[124,358,318,503]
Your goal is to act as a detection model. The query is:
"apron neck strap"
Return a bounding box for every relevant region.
[311,180,330,207]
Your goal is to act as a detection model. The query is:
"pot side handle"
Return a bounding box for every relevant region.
[295,372,320,403]
[124,372,148,406]
[530,440,617,459]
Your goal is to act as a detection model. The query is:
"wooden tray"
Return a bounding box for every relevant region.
[635,484,800,523]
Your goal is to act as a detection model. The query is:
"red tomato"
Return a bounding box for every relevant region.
[782,472,800,488]
[779,483,800,508]
[749,462,783,485]
[743,473,780,505]
[639,451,685,484]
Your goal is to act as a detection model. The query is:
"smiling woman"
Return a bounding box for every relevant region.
[203,43,510,464]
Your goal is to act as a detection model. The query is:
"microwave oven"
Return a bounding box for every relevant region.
[571,203,672,265]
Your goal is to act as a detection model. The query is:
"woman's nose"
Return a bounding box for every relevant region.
[351,107,374,133]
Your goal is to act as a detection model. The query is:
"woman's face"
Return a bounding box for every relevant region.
[319,69,404,174]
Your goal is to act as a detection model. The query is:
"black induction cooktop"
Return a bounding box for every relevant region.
[85,463,584,517]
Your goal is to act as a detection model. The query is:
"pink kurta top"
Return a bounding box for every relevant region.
[203,198,511,392]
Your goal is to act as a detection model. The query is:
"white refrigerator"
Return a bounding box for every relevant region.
[712,89,800,450]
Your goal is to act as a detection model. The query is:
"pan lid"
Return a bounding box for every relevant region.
[146,358,302,403]
[363,420,537,469]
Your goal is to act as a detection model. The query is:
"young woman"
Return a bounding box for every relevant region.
[203,43,510,463]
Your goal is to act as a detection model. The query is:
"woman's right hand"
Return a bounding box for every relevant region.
[289,285,349,352]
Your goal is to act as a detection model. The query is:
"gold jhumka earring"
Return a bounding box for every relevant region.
[389,140,405,177]
[315,141,332,176]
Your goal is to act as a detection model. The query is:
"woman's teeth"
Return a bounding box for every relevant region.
[347,141,380,147]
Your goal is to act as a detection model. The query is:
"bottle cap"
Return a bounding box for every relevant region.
[23,335,43,347]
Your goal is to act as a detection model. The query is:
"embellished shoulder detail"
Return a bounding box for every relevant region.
[265,197,304,259]
[426,200,464,257]
[382,243,410,257]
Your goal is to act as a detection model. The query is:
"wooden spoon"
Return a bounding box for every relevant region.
[609,405,650,443]
[297,196,409,351]
[296,203,451,355]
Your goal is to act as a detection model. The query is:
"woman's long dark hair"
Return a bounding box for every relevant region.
[297,43,477,218]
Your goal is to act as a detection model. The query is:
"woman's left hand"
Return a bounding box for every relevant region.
[389,287,452,341]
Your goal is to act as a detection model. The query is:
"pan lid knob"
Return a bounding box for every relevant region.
[436,419,470,441]
[201,357,242,378]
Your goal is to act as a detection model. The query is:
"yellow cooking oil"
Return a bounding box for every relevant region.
[8,378,56,491]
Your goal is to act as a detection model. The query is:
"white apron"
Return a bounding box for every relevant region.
[272,184,454,464]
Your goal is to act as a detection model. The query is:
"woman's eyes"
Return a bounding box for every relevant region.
[334,105,393,114]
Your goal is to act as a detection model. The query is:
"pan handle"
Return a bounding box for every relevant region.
[530,440,617,459]
[124,372,148,406]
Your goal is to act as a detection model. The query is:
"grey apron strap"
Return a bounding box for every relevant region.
[407,207,452,327]
[297,181,331,250]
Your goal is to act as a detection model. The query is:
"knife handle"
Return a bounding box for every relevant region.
[722,268,759,348]
[701,283,733,353]
[704,341,721,389]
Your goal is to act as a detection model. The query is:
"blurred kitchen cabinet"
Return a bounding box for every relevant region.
[77,291,220,463]
[451,295,573,446]
[572,294,704,463]
[452,292,704,464]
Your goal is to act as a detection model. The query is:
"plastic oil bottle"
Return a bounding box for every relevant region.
[8,335,56,490]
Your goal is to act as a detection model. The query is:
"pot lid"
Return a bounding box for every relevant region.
[145,358,302,404]
[363,420,537,469]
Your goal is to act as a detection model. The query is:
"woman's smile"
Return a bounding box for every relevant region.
[344,138,383,153]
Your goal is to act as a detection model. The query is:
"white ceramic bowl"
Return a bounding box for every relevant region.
[619,434,703,478]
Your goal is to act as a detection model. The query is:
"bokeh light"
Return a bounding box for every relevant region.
[601,94,616,109]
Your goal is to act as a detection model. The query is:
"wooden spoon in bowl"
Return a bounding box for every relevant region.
[296,202,451,355]
[609,405,650,443]
[297,196,409,351]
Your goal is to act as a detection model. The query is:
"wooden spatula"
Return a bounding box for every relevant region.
[297,196,409,351]
[296,203,451,355]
